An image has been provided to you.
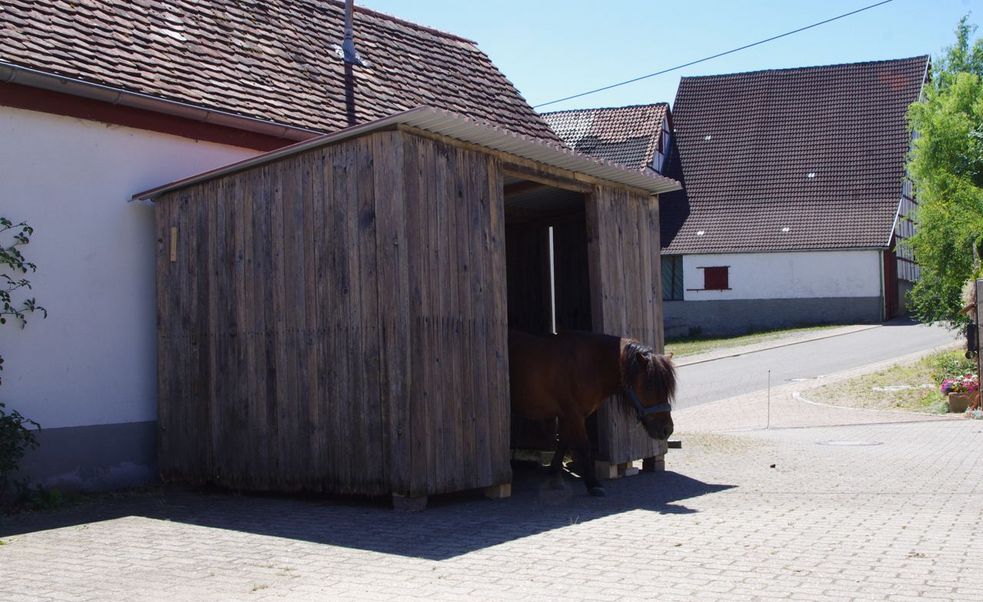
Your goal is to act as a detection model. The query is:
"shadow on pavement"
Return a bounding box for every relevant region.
[1,467,734,561]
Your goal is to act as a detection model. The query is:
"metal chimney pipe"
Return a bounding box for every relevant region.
[341,0,360,125]
[342,0,358,65]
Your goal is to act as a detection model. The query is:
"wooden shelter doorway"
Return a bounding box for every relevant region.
[503,173,594,451]
[503,176,592,335]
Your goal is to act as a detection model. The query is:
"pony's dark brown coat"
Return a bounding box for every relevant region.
[508,330,675,495]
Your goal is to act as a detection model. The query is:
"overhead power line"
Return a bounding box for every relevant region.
[532,0,897,109]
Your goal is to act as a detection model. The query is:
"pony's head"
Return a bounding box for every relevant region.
[621,340,676,440]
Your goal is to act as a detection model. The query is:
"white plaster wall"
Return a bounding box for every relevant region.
[682,250,883,301]
[1,106,260,428]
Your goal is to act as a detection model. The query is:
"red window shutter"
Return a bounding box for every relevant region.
[703,266,729,290]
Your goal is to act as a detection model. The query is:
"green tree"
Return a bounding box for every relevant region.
[906,16,983,326]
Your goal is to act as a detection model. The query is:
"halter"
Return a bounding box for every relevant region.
[620,339,672,421]
[622,385,672,421]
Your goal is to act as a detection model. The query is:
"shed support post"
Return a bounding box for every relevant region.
[642,456,665,472]
[594,461,620,480]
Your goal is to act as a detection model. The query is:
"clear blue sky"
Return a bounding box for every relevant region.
[357,0,980,111]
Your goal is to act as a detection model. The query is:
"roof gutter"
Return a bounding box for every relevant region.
[0,61,321,142]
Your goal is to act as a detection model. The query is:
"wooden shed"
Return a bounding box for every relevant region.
[136,107,681,506]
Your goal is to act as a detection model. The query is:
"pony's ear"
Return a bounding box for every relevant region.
[666,351,674,361]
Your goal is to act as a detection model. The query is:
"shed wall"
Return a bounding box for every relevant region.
[400,133,512,496]
[587,187,666,464]
[155,130,511,496]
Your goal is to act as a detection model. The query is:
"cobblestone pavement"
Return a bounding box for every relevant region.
[3,403,983,600]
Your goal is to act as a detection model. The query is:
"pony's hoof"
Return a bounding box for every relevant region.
[588,486,607,497]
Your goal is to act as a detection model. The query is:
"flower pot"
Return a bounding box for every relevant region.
[948,393,972,413]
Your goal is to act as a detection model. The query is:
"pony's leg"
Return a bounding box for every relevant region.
[560,417,605,496]
[549,437,568,474]
[547,435,569,489]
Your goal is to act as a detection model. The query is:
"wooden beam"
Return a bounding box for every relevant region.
[502,165,593,194]
[395,124,653,197]
[504,179,548,196]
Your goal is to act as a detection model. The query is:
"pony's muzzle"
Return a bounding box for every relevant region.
[642,416,673,440]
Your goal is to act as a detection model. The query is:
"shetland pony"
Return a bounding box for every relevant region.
[508,330,676,496]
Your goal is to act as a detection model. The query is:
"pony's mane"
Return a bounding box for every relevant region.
[622,340,677,406]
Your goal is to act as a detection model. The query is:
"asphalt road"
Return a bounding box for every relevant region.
[675,319,962,409]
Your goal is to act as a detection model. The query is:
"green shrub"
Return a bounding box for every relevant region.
[929,350,977,383]
[0,401,40,499]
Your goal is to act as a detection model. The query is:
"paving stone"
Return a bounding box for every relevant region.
[2,395,983,600]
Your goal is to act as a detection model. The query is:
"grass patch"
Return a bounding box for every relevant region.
[807,349,975,414]
[665,324,843,357]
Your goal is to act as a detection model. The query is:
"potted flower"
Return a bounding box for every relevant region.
[940,373,980,413]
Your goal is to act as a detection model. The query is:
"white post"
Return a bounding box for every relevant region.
[766,369,771,429]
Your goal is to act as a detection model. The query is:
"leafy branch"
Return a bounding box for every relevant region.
[0,217,46,331]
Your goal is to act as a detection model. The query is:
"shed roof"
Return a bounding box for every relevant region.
[133,107,682,201]
[662,56,929,254]
[542,104,669,170]
[0,0,558,142]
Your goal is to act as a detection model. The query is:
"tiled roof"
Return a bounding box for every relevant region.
[542,104,668,170]
[0,0,558,142]
[662,56,929,254]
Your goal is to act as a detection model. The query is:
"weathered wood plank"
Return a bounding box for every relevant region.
[193,183,213,483]
[155,194,177,480]
[253,165,276,487]
[464,153,486,486]
[316,148,337,490]
[429,137,447,494]
[486,156,512,488]
[237,167,260,484]
[355,135,385,491]
[299,151,321,487]
[373,132,411,493]
[444,143,467,491]
[404,134,431,497]
[213,177,237,484]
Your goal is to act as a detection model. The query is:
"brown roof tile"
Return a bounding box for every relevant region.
[661,56,929,254]
[0,0,558,142]
[542,103,668,170]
